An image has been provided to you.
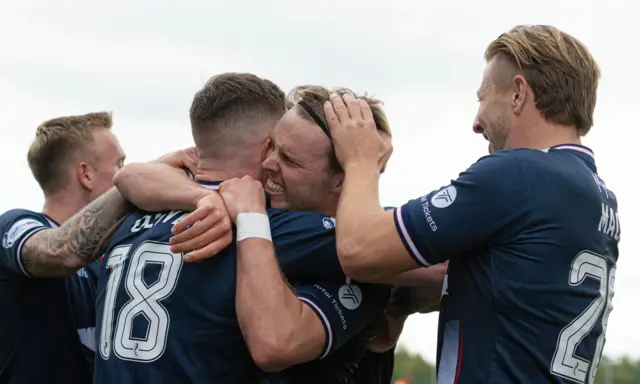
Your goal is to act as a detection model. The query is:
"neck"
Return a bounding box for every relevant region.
[508,120,582,151]
[195,157,262,182]
[42,190,86,224]
[318,193,340,218]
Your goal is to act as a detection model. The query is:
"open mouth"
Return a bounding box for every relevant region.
[265,178,284,194]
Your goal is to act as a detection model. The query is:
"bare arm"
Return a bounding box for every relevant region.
[336,164,419,282]
[324,95,528,284]
[379,262,448,287]
[114,162,208,212]
[236,237,325,372]
[22,187,132,277]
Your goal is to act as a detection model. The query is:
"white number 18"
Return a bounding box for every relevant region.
[551,250,616,384]
[99,241,183,362]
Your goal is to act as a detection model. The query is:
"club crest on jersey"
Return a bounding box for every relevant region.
[322,217,336,229]
[431,185,457,208]
[338,284,362,310]
[2,218,45,248]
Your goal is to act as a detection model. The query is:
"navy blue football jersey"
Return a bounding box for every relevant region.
[394,145,619,383]
[0,209,97,383]
[95,181,390,383]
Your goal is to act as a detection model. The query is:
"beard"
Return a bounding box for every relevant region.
[486,114,510,154]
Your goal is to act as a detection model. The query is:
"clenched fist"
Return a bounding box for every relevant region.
[219,176,267,222]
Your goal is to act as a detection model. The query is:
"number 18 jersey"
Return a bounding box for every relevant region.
[94,187,389,383]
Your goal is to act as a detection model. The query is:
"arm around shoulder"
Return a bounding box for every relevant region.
[114,162,207,212]
[21,188,131,277]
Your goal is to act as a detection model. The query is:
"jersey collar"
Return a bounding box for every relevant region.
[547,144,596,170]
[184,168,222,191]
[195,179,222,190]
[194,179,271,208]
[41,213,60,228]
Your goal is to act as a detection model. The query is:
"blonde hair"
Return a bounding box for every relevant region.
[288,85,391,172]
[485,25,600,136]
[27,112,113,195]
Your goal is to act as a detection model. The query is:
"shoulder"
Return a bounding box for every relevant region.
[0,208,47,223]
[0,209,50,248]
[461,149,545,187]
[268,208,336,232]
[472,148,543,170]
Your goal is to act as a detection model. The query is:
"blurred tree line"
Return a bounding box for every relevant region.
[392,347,640,384]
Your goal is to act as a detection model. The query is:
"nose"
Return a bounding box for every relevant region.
[472,119,484,134]
[261,150,279,173]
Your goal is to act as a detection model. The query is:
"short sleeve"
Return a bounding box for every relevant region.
[270,210,344,281]
[295,280,391,359]
[0,209,50,277]
[394,150,530,267]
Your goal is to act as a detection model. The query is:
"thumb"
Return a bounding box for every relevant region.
[184,156,198,175]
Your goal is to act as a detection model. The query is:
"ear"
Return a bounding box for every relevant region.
[330,172,345,194]
[260,137,272,164]
[76,162,94,192]
[512,75,529,115]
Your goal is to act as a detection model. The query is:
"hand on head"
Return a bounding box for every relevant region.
[323,93,392,172]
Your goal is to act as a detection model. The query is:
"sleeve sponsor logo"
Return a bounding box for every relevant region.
[338,284,362,310]
[2,218,45,248]
[431,185,457,208]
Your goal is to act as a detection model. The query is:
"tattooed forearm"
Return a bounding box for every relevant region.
[22,187,133,277]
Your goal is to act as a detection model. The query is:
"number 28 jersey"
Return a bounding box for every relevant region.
[394,145,619,383]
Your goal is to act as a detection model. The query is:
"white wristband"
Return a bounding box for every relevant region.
[236,212,272,243]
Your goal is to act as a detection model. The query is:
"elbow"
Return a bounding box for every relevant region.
[337,240,386,283]
[113,163,159,210]
[248,336,296,373]
[113,163,142,191]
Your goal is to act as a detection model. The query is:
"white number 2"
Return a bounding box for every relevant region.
[99,241,183,362]
[551,250,616,384]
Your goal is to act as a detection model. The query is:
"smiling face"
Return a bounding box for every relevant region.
[261,108,343,215]
[472,58,515,154]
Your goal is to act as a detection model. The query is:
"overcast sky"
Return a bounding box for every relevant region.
[1,0,638,363]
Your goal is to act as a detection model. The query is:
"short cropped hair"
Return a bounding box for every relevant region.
[485,25,600,136]
[27,112,113,195]
[189,73,287,149]
[287,85,391,172]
